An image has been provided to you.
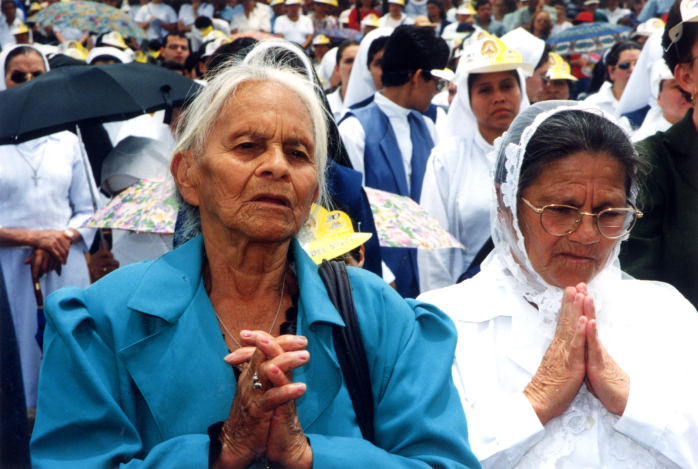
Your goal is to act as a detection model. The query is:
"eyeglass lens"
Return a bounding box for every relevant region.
[541,206,636,238]
[10,70,42,84]
[616,60,636,70]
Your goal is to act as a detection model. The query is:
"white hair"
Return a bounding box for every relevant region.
[172,40,330,240]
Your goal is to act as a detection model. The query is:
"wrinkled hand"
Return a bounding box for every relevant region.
[581,293,630,416]
[88,249,120,283]
[32,230,71,264]
[214,331,311,469]
[24,248,61,279]
[524,286,588,425]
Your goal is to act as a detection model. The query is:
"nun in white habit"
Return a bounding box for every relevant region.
[0,45,97,409]
[341,27,393,110]
[418,36,530,292]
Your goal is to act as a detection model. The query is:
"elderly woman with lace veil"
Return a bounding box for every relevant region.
[420,101,698,468]
[29,41,481,469]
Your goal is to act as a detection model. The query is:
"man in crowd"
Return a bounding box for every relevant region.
[598,0,630,23]
[506,0,557,30]
[135,0,178,41]
[338,26,449,298]
[474,0,506,36]
[159,32,191,64]
[538,52,577,101]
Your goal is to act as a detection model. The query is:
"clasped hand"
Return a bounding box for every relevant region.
[213,331,313,469]
[524,284,630,425]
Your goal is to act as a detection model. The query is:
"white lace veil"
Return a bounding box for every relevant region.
[487,100,640,324]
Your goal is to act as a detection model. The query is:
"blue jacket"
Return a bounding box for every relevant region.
[30,235,481,469]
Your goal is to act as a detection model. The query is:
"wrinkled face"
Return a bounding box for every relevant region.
[4,52,46,89]
[470,71,521,136]
[608,49,640,91]
[477,3,492,22]
[162,36,190,63]
[526,61,550,103]
[519,152,626,288]
[183,81,319,243]
[539,78,571,101]
[368,48,384,90]
[657,78,692,124]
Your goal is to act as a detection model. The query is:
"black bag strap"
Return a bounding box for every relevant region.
[318,259,375,444]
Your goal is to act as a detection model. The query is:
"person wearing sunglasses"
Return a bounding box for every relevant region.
[420,101,698,469]
[338,25,450,298]
[621,0,698,311]
[0,44,96,423]
[583,41,641,117]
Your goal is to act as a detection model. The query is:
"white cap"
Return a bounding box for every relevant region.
[86,46,133,64]
[669,0,698,43]
[636,18,665,36]
[501,28,545,77]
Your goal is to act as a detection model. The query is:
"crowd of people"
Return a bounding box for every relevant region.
[2,0,698,465]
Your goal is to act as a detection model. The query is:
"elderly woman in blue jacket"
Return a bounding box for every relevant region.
[29,41,481,469]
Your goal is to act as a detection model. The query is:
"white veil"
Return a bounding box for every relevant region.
[341,27,393,109]
[0,43,50,91]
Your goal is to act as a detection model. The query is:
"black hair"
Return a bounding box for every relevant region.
[194,16,213,29]
[381,25,449,87]
[475,0,491,10]
[336,38,360,64]
[90,55,122,64]
[467,70,520,101]
[4,46,43,74]
[663,0,698,103]
[427,0,446,20]
[536,44,551,71]
[206,38,259,78]
[604,40,641,81]
[550,0,565,8]
[163,32,190,50]
[517,110,648,199]
[184,50,200,77]
[367,35,389,67]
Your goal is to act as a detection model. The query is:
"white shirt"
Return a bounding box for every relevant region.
[378,12,414,28]
[417,131,494,292]
[598,7,631,24]
[551,20,573,36]
[177,2,214,26]
[272,14,313,46]
[135,2,178,40]
[584,81,620,117]
[326,87,344,122]
[419,257,698,469]
[0,16,22,48]
[230,5,272,33]
[631,106,672,143]
[338,91,439,189]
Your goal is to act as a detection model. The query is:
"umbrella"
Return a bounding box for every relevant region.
[85,177,178,234]
[315,27,363,45]
[364,188,464,251]
[546,23,633,55]
[33,1,147,40]
[0,62,201,144]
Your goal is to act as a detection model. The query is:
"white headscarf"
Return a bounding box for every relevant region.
[342,27,393,109]
[488,100,638,326]
[0,43,50,91]
[616,30,664,115]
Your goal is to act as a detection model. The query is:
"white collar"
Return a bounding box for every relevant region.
[374,91,411,120]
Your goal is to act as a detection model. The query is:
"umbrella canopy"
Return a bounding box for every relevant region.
[85,177,178,234]
[364,188,464,250]
[33,1,147,40]
[0,62,201,144]
[546,23,632,55]
[315,27,363,45]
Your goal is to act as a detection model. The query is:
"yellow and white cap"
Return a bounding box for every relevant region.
[11,23,29,35]
[388,0,406,6]
[270,0,285,6]
[302,205,373,264]
[314,0,339,5]
[456,2,476,15]
[286,0,303,6]
[546,52,577,81]
[457,36,533,75]
[636,17,665,36]
[669,0,698,43]
[101,31,128,50]
[361,13,380,27]
[312,34,331,46]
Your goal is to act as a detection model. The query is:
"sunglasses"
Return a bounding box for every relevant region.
[8,70,43,84]
[616,60,637,70]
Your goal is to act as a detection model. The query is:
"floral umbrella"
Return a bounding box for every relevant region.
[33,1,147,40]
[84,177,178,234]
[546,23,632,55]
[364,187,464,251]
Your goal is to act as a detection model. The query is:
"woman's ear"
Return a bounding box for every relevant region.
[674,62,698,98]
[171,151,201,207]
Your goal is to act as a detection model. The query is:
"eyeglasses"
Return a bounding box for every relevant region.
[423,72,449,91]
[166,44,189,51]
[521,197,643,239]
[8,70,43,84]
[616,60,637,70]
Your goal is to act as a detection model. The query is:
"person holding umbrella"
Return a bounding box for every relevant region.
[0,44,96,412]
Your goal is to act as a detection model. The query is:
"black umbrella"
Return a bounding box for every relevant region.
[0,62,202,145]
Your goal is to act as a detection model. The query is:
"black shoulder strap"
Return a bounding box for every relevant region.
[318,260,375,444]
